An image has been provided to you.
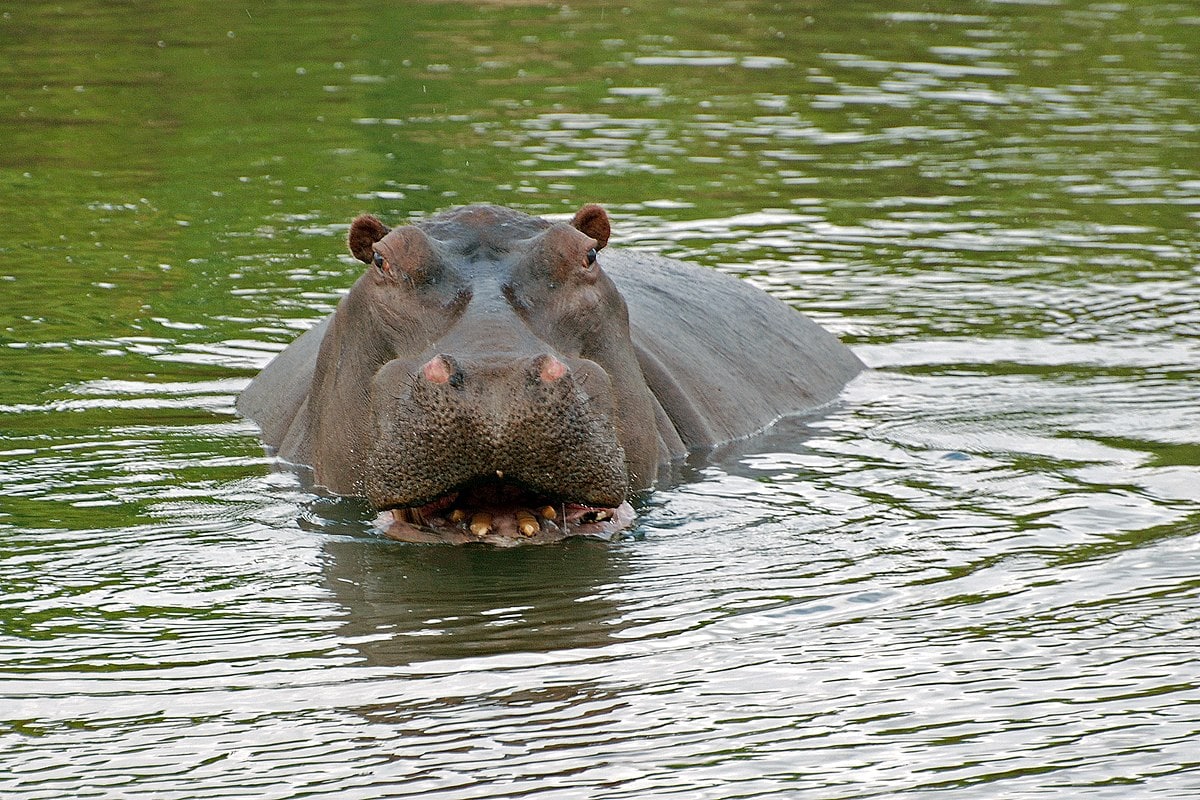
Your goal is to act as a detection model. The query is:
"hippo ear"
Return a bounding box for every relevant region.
[348,214,391,264]
[571,204,611,251]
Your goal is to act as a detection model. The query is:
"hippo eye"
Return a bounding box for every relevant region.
[585,248,597,267]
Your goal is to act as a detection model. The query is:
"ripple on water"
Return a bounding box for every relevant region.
[3,0,1200,797]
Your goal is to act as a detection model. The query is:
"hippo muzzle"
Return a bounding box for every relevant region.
[364,351,634,543]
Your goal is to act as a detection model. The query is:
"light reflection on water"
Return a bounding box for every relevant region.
[2,0,1200,797]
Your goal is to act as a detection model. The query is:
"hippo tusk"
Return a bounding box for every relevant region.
[469,512,493,537]
[516,510,539,537]
[576,508,612,524]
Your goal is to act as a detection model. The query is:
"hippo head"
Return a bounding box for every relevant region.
[305,204,659,542]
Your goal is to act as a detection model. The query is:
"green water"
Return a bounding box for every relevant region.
[2,1,1199,797]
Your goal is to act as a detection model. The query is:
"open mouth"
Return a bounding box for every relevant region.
[373,480,634,546]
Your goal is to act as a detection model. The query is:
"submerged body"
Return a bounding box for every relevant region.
[237,204,863,543]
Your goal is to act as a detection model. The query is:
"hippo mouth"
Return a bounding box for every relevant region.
[373,478,634,546]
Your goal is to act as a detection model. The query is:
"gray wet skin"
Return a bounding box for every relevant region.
[237,204,865,542]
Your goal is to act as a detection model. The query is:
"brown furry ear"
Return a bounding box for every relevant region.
[571,204,610,250]
[348,214,390,264]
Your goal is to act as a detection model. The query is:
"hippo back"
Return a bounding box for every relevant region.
[236,315,329,465]
[602,249,863,454]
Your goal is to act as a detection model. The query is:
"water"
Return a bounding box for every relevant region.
[2,1,1199,797]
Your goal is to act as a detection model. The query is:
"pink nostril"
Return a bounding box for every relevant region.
[422,356,453,384]
[539,355,568,383]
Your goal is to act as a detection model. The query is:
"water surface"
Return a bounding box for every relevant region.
[2,1,1199,797]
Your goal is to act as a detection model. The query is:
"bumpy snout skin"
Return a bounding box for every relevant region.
[364,354,628,509]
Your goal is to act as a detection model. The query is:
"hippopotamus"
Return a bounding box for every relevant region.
[237,203,863,544]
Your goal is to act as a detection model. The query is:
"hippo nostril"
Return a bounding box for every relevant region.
[538,354,569,383]
[421,355,454,385]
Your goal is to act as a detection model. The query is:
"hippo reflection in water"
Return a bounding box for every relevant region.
[237,204,864,544]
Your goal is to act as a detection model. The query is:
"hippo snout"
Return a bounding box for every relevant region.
[362,352,629,511]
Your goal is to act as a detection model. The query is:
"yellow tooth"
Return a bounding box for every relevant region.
[469,512,493,537]
[539,505,557,520]
[449,508,467,524]
[516,510,539,537]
